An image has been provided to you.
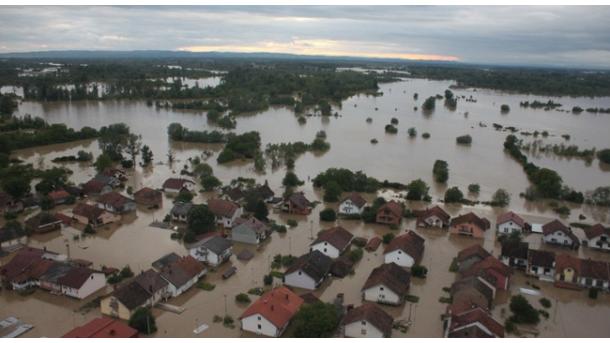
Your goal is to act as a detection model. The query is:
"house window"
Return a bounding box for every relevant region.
[324,248,327,253]
[361,329,367,335]
[258,316,261,320]
[298,271,302,275]
[361,321,366,325]
[380,286,384,291]
[257,324,262,330]
[532,266,538,272]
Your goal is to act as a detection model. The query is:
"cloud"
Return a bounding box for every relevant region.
[0,6,609,67]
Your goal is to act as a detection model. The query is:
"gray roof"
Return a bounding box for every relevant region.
[152,252,181,270]
[197,236,232,254]
[170,202,193,216]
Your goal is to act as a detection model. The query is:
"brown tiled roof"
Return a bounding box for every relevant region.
[554,253,581,276]
[207,198,240,218]
[461,256,512,279]
[287,192,311,210]
[111,280,152,310]
[383,230,425,263]
[496,211,526,227]
[527,249,555,268]
[542,219,569,235]
[450,276,494,310]
[160,255,206,288]
[417,205,450,222]
[500,240,529,260]
[25,212,62,229]
[48,189,70,202]
[240,286,304,329]
[82,179,107,194]
[341,193,367,208]
[365,237,382,251]
[162,178,194,190]
[57,267,98,289]
[62,317,138,338]
[343,303,393,337]
[585,224,610,240]
[312,226,354,252]
[457,244,491,263]
[377,201,403,218]
[285,250,332,281]
[232,216,269,234]
[450,212,490,231]
[97,192,132,209]
[362,262,410,297]
[133,187,161,204]
[0,248,46,282]
[580,259,610,281]
[133,269,169,295]
[449,307,504,338]
[73,203,105,221]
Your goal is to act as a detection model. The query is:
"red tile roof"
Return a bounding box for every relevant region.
[62,317,138,338]
[496,211,526,227]
[341,193,367,208]
[343,303,393,337]
[451,212,490,231]
[162,178,194,190]
[449,307,504,338]
[133,187,162,205]
[57,267,99,289]
[383,230,425,263]
[159,255,206,288]
[580,259,609,281]
[207,198,240,218]
[457,244,491,263]
[73,203,105,221]
[97,191,132,209]
[417,205,450,222]
[82,179,107,194]
[240,286,304,329]
[460,255,512,279]
[377,201,403,218]
[48,189,70,202]
[312,226,354,252]
[585,224,610,240]
[362,262,411,297]
[554,253,581,275]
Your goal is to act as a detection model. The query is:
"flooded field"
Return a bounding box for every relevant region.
[2,76,610,337]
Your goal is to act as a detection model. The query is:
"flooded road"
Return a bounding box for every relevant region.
[2,76,610,337]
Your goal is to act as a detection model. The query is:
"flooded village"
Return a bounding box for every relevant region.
[1,59,610,340]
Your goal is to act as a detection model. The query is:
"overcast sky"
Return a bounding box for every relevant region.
[1,6,610,67]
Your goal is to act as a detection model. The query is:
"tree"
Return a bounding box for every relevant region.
[126,134,142,167]
[323,181,342,202]
[406,179,429,201]
[501,104,510,113]
[492,188,510,207]
[129,307,157,334]
[468,184,480,194]
[292,302,339,338]
[175,191,193,203]
[40,195,54,210]
[509,295,540,325]
[422,96,436,111]
[187,204,216,235]
[201,174,221,191]
[444,187,464,203]
[408,127,417,137]
[141,145,153,166]
[98,123,131,160]
[1,176,30,199]
[282,171,303,188]
[456,135,472,145]
[433,160,449,183]
[0,94,18,117]
[253,200,269,220]
[531,168,563,199]
[94,153,113,173]
[597,149,610,164]
[319,208,337,221]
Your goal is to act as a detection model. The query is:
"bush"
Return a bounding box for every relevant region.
[391,118,399,125]
[198,282,215,291]
[456,135,472,145]
[444,187,464,203]
[422,132,430,139]
[509,295,540,325]
[589,288,599,299]
[491,188,510,207]
[287,219,298,227]
[433,160,449,183]
[235,293,251,304]
[597,149,610,164]
[539,298,552,308]
[129,307,157,334]
[282,171,304,188]
[408,127,417,137]
[319,208,337,222]
[406,179,430,201]
[411,265,428,278]
[501,104,510,113]
[263,274,273,286]
[385,124,398,134]
[323,181,342,202]
[468,183,480,194]
[348,248,364,262]
[292,302,339,338]
[382,233,395,244]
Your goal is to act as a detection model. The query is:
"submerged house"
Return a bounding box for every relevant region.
[281,192,312,215]
[499,240,529,269]
[231,216,271,245]
[343,303,394,338]
[283,250,333,290]
[0,223,27,249]
[96,192,136,214]
[526,249,556,282]
[162,178,195,194]
[444,307,504,338]
[72,203,119,227]
[449,212,490,239]
[582,224,610,252]
[24,212,62,234]
[496,211,528,235]
[207,198,243,228]
[170,202,193,222]
[310,226,354,259]
[542,220,579,249]
[375,201,403,226]
[383,230,425,268]
[239,286,303,337]
[189,235,232,267]
[157,255,206,297]
[338,193,367,216]
[62,317,139,338]
[361,262,411,306]
[415,205,451,229]
[133,187,163,208]
[456,245,491,272]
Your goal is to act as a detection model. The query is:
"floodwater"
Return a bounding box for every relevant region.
[2,76,610,337]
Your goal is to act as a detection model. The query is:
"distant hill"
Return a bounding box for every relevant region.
[0,49,459,65]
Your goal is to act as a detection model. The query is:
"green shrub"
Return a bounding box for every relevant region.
[411,265,428,278]
[456,134,472,145]
[319,208,337,222]
[539,297,551,308]
[235,293,251,303]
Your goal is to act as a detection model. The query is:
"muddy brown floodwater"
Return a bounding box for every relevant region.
[2,76,610,337]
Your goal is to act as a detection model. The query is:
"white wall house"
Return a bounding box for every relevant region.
[344,320,385,338]
[60,272,106,299]
[384,249,416,268]
[283,270,318,290]
[163,270,206,297]
[310,241,341,259]
[241,314,282,337]
[543,231,575,247]
[497,220,523,235]
[216,207,243,228]
[362,284,402,305]
[338,199,365,215]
